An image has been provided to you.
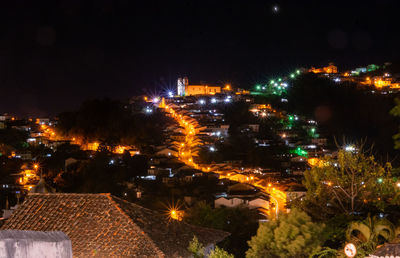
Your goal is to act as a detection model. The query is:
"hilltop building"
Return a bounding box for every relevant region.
[177,77,222,96]
[309,63,338,74]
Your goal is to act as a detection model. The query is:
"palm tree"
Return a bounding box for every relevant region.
[346,215,395,249]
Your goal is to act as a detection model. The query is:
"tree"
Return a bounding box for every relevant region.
[208,246,234,258]
[309,247,338,258]
[0,128,28,151]
[301,149,399,218]
[246,209,324,258]
[188,236,233,258]
[56,98,172,149]
[321,214,358,249]
[390,97,400,149]
[188,236,204,258]
[346,214,395,253]
[184,201,259,257]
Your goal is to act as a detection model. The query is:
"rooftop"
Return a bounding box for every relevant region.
[1,193,229,257]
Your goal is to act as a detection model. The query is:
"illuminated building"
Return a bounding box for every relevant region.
[390,82,400,89]
[176,77,221,96]
[373,76,392,88]
[177,77,187,96]
[186,85,221,95]
[14,169,40,190]
[309,63,338,74]
[85,142,100,151]
[223,84,232,91]
[367,64,379,72]
[351,67,367,75]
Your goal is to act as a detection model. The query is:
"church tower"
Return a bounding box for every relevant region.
[177,77,189,96]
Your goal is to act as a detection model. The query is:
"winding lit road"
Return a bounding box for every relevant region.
[160,100,286,218]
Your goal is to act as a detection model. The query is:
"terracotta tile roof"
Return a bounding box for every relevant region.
[111,196,229,257]
[1,193,229,257]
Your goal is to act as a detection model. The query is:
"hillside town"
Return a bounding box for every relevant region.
[1,60,400,257]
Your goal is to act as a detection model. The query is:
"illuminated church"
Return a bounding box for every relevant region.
[177,77,221,96]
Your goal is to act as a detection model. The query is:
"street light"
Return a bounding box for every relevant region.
[270,195,279,219]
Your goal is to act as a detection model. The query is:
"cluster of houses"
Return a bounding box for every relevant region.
[310,62,400,92]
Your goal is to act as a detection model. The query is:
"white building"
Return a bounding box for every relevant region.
[177,77,188,97]
[156,148,178,157]
[214,196,269,210]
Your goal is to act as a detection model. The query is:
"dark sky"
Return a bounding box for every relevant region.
[1,0,400,116]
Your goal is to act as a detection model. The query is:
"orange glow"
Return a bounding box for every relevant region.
[309,63,337,74]
[169,209,183,221]
[160,100,287,219]
[159,97,166,108]
[374,78,391,88]
[224,84,231,91]
[86,142,99,151]
[114,145,127,154]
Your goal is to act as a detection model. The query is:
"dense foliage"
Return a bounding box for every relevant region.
[188,236,234,258]
[184,201,259,257]
[53,150,147,197]
[346,215,397,256]
[0,128,28,154]
[390,97,400,149]
[299,150,400,219]
[246,209,324,258]
[56,98,171,150]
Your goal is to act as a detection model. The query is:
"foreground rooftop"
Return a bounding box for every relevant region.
[1,193,229,257]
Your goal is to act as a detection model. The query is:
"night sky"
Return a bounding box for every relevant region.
[1,0,400,116]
